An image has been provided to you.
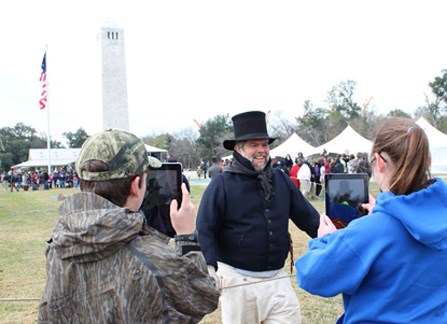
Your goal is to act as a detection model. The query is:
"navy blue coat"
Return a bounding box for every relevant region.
[196,167,320,271]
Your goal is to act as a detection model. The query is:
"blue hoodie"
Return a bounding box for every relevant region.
[296,178,447,323]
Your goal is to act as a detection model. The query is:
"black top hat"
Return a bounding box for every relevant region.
[223,111,276,150]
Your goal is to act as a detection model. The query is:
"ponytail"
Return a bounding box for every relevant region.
[372,118,431,195]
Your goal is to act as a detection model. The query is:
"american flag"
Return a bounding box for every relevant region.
[39,52,47,110]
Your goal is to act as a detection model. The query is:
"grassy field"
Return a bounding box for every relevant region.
[3,176,443,323]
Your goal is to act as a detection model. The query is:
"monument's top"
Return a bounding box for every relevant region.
[101,18,122,29]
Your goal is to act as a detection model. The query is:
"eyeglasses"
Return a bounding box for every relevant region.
[370,152,387,164]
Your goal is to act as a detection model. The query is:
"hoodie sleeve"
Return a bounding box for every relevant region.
[296,218,379,297]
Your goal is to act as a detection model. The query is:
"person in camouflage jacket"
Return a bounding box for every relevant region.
[38,129,219,323]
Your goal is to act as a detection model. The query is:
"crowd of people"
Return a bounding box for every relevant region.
[271,150,372,201]
[0,166,79,192]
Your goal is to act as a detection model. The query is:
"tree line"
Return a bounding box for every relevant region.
[2,70,446,172]
[0,127,89,172]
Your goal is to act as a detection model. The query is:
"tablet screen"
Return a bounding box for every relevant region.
[324,173,369,229]
[141,162,182,237]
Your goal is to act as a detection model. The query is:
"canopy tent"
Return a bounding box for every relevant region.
[144,144,167,153]
[14,145,168,170]
[269,133,317,158]
[145,144,168,161]
[415,118,447,174]
[416,117,447,149]
[14,149,81,170]
[431,147,447,174]
[222,152,233,162]
[316,125,373,156]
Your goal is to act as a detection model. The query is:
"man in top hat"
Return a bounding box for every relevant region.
[38,129,219,323]
[196,111,320,323]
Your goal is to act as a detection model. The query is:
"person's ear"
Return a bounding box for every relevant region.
[129,176,141,197]
[376,153,387,173]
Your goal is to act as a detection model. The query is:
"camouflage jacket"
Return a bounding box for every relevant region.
[38,192,219,323]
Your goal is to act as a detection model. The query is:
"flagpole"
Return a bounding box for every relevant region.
[45,45,51,173]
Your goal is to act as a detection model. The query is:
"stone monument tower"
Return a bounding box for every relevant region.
[100,21,129,131]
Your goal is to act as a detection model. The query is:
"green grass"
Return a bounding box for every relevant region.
[1,177,444,323]
[0,188,71,324]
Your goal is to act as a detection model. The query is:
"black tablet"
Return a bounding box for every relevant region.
[324,173,369,229]
[140,162,183,237]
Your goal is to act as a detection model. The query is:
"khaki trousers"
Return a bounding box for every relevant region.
[218,262,301,324]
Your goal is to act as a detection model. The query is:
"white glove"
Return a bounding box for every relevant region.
[207,265,221,291]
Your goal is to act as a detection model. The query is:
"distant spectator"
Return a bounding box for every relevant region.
[350,152,362,173]
[284,153,294,171]
[356,152,372,182]
[331,155,345,173]
[313,157,324,197]
[319,157,327,196]
[15,169,22,190]
[9,169,18,192]
[1,172,8,191]
[347,154,356,173]
[324,156,332,174]
[22,171,30,191]
[202,160,208,179]
[276,160,290,175]
[31,171,38,191]
[58,167,65,188]
[289,158,301,188]
[298,159,312,199]
[208,156,223,179]
[43,169,49,190]
[197,163,203,179]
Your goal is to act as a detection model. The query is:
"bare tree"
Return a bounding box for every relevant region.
[268,110,298,144]
[169,127,200,169]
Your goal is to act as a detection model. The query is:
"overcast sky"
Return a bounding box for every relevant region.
[1,0,446,145]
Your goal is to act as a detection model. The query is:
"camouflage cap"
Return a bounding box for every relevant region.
[76,129,161,181]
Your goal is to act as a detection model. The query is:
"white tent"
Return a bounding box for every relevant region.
[269,133,317,158]
[144,144,167,153]
[316,125,373,156]
[14,148,81,169]
[145,144,168,161]
[416,118,447,174]
[416,117,447,149]
[431,147,447,174]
